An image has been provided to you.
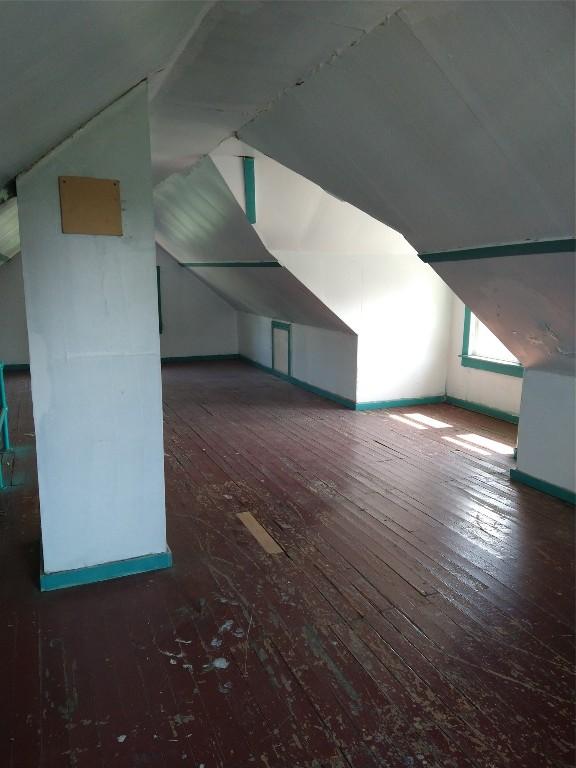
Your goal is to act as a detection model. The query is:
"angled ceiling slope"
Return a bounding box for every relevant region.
[237,1,575,373]
[0,0,210,189]
[154,157,353,333]
[149,0,403,181]
[240,1,575,253]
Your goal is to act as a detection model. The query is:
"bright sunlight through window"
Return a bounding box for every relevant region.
[469,313,518,364]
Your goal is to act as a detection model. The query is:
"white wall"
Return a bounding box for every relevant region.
[214,151,451,405]
[238,313,272,368]
[446,296,523,416]
[17,83,167,574]
[516,369,576,493]
[156,246,238,358]
[0,253,29,364]
[238,312,357,402]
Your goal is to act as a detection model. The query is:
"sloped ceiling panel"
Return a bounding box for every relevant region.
[149,0,403,181]
[240,1,575,253]
[154,157,353,334]
[435,250,576,375]
[0,199,20,264]
[189,265,351,332]
[154,157,272,264]
[0,1,209,188]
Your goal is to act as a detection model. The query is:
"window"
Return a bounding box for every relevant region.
[461,306,523,378]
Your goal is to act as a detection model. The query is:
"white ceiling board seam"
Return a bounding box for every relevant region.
[236,7,404,139]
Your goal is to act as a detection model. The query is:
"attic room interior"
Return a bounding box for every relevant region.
[0,1,574,766]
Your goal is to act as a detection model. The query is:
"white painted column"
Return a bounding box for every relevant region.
[17,83,170,585]
[514,369,576,501]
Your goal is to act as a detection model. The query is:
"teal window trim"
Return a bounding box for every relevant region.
[271,320,292,377]
[242,156,256,224]
[461,306,524,379]
[156,266,163,335]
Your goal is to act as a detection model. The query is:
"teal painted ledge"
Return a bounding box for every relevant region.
[445,396,519,425]
[461,355,523,378]
[510,469,575,506]
[356,396,445,411]
[40,549,173,592]
[420,238,576,263]
[161,354,240,364]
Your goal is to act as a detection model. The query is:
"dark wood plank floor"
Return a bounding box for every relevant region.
[1,362,574,768]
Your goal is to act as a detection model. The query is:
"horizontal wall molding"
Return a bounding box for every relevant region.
[510,468,575,505]
[180,261,281,268]
[420,238,575,264]
[40,549,173,592]
[445,395,519,424]
[461,354,524,378]
[161,354,240,364]
[356,396,445,411]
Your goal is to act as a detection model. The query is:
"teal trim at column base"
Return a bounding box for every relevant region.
[510,469,575,505]
[445,396,519,424]
[4,363,30,372]
[161,354,240,364]
[40,548,173,591]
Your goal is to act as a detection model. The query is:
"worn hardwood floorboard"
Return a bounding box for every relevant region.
[0,362,574,768]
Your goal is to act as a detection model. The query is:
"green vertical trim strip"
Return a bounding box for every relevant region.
[243,156,256,224]
[156,265,163,335]
[0,362,9,451]
[271,320,292,377]
[510,469,575,505]
[40,549,173,591]
[461,306,471,357]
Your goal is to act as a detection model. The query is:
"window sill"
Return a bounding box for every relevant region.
[461,355,524,378]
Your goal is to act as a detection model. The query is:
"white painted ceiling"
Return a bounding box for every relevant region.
[0,1,210,190]
[435,251,576,375]
[154,157,352,332]
[155,157,272,265]
[0,200,20,264]
[240,1,575,253]
[149,0,402,181]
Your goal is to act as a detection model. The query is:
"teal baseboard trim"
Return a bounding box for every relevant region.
[420,238,576,263]
[356,395,445,411]
[510,469,575,505]
[239,355,356,408]
[461,354,523,378]
[161,354,240,364]
[40,548,173,592]
[4,363,30,372]
[445,396,519,424]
